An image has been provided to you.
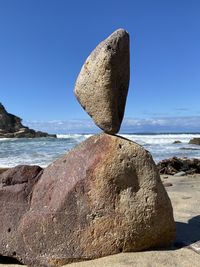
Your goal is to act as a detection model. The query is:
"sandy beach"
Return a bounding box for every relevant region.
[0,173,199,267]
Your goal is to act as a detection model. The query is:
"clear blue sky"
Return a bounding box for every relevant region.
[1,0,200,132]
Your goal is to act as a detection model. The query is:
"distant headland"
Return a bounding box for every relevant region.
[0,103,56,138]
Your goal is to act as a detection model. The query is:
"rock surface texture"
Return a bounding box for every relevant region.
[0,134,175,266]
[157,157,200,175]
[0,165,43,263]
[0,103,56,138]
[189,138,200,145]
[74,29,130,134]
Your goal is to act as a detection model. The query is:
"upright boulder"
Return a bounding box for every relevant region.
[74,29,130,134]
[6,134,175,266]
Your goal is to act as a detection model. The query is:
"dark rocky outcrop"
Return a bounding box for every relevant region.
[0,103,56,138]
[173,140,181,144]
[189,138,200,145]
[157,157,200,175]
[0,134,175,266]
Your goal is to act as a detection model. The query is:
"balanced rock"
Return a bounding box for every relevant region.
[74,29,130,134]
[3,134,175,266]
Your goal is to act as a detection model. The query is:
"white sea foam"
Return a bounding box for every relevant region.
[120,134,199,145]
[0,133,200,167]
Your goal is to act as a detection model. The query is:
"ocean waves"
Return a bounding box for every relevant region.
[0,133,200,167]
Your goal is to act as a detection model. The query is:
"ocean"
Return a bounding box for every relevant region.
[0,133,200,168]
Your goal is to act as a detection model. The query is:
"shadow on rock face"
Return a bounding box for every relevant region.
[174,215,200,250]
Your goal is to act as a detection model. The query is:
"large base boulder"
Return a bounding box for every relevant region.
[0,134,175,266]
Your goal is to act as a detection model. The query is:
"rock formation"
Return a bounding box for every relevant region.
[0,103,56,138]
[157,157,200,175]
[74,29,130,134]
[0,134,175,266]
[0,29,175,266]
[189,138,200,145]
[173,140,181,144]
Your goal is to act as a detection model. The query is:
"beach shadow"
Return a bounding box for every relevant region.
[173,215,200,249]
[0,255,23,264]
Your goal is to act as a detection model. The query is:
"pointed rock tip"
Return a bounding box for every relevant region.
[110,28,129,36]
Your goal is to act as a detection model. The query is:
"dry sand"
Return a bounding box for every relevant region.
[0,173,200,267]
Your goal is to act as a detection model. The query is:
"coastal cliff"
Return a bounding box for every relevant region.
[0,103,56,138]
